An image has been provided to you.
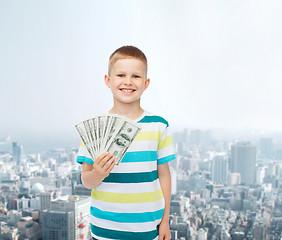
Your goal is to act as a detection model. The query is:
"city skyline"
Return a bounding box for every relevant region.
[1,0,282,149]
[1,2,281,238]
[0,127,281,239]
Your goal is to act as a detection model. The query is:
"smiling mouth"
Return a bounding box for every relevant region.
[120,88,136,93]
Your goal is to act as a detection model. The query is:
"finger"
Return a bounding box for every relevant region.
[102,155,114,169]
[100,153,114,167]
[95,152,108,165]
[104,156,115,170]
[105,157,116,174]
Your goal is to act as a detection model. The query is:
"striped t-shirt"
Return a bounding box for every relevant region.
[76,111,176,240]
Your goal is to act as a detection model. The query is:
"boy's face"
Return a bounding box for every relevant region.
[105,58,150,105]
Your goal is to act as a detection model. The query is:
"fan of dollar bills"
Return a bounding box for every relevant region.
[75,114,142,165]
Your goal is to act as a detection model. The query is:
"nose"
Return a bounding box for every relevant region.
[124,76,133,85]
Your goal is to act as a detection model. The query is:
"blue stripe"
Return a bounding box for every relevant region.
[77,151,157,164]
[157,154,176,165]
[91,206,164,223]
[122,151,157,163]
[91,224,158,240]
[138,115,169,127]
[76,155,94,164]
[103,170,158,183]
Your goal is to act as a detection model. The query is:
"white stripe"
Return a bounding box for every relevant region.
[91,233,113,240]
[95,179,161,193]
[111,161,156,173]
[77,146,91,158]
[144,111,154,116]
[157,145,175,159]
[90,198,165,213]
[137,122,166,132]
[127,140,158,152]
[90,215,162,232]
[159,127,170,141]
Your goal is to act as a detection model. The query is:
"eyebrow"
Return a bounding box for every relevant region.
[116,71,143,75]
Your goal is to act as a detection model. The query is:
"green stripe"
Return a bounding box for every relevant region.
[134,131,162,142]
[91,224,158,240]
[158,135,173,150]
[90,206,164,223]
[91,188,164,203]
[138,116,169,127]
[103,170,158,183]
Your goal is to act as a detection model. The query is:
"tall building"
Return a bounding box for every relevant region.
[71,170,82,194]
[12,142,22,164]
[40,191,55,212]
[170,168,177,195]
[42,195,90,240]
[230,142,256,185]
[253,222,267,240]
[42,211,74,240]
[256,167,265,185]
[212,156,228,185]
[259,138,273,158]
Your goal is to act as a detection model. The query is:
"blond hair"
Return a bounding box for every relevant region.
[108,46,147,76]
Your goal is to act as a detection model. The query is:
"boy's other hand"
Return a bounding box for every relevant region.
[158,220,171,240]
[93,152,116,178]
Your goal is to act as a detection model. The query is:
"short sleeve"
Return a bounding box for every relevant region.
[157,125,176,165]
[76,141,94,165]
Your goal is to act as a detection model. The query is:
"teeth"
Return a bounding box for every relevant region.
[121,89,134,92]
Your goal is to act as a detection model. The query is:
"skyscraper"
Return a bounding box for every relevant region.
[259,138,273,158]
[253,222,267,240]
[230,142,256,185]
[42,210,74,240]
[42,195,90,240]
[212,155,228,185]
[12,142,22,164]
[40,191,55,212]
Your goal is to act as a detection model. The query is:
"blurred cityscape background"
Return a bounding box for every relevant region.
[0,127,281,239]
[1,1,282,239]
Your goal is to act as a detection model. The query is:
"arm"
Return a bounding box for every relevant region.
[157,162,171,240]
[81,152,115,189]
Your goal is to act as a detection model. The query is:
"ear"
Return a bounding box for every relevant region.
[104,75,111,88]
[144,78,150,90]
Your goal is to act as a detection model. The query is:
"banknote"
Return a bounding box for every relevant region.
[75,122,96,160]
[99,115,112,154]
[105,120,141,165]
[75,114,142,165]
[87,119,98,157]
[101,115,123,154]
[83,121,96,159]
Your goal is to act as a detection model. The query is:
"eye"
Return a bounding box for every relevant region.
[133,75,140,78]
[117,74,124,77]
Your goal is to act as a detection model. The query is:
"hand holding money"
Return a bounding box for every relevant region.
[93,152,116,178]
[75,114,142,165]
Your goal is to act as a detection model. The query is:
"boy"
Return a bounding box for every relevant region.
[76,46,176,240]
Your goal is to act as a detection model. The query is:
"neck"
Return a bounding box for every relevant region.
[109,99,144,120]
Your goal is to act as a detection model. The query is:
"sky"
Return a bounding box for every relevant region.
[0,0,282,152]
